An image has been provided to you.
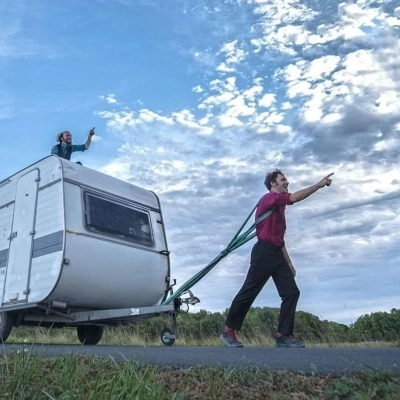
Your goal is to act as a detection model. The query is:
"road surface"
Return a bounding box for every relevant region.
[1,344,399,375]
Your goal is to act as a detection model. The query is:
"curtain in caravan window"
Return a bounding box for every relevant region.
[84,193,153,246]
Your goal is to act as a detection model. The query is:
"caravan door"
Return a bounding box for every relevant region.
[2,169,39,305]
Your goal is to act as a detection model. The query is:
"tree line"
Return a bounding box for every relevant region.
[126,307,400,344]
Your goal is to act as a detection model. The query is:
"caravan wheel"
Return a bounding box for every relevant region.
[161,328,175,346]
[77,325,104,345]
[0,312,15,343]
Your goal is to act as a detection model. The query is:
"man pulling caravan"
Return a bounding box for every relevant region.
[51,128,95,161]
[220,169,334,349]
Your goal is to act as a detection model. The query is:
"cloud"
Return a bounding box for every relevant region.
[91,0,400,325]
[192,85,204,93]
[90,135,102,143]
[269,3,400,164]
[100,93,118,105]
[216,40,247,73]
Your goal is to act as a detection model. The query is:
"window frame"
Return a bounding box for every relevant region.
[82,190,154,247]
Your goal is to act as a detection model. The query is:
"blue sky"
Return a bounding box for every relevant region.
[1,0,400,325]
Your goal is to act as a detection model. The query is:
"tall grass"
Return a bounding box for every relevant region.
[7,325,400,348]
[6,307,400,347]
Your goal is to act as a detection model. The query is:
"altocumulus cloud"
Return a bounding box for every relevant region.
[95,0,400,324]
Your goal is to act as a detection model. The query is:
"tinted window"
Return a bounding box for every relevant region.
[84,192,153,246]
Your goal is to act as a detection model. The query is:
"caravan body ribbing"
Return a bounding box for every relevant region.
[0,156,170,312]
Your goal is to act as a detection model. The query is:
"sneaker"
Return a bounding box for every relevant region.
[275,335,305,348]
[220,330,244,348]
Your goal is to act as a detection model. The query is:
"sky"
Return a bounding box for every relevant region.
[1,0,399,326]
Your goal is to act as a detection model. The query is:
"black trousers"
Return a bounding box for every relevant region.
[225,240,300,336]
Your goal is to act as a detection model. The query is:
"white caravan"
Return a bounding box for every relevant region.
[0,156,194,345]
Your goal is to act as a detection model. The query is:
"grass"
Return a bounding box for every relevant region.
[7,325,400,348]
[0,350,399,400]
[1,326,399,399]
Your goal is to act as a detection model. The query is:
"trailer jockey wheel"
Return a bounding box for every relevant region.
[0,312,16,343]
[77,325,104,345]
[161,328,175,346]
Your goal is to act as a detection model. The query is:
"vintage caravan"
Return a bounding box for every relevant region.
[0,156,194,345]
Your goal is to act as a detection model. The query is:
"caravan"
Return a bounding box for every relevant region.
[0,156,192,345]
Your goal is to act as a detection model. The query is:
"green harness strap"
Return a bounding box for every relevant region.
[162,205,274,305]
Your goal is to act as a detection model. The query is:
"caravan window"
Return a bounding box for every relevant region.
[84,192,153,246]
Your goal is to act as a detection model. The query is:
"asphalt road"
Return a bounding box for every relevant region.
[1,344,399,375]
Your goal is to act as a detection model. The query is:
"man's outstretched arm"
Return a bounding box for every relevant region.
[84,127,95,150]
[290,173,334,204]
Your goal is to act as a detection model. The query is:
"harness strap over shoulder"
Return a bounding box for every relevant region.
[162,205,274,305]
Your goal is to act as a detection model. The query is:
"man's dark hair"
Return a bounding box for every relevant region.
[56,131,69,143]
[264,169,285,191]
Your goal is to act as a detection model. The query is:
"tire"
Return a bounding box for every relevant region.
[0,312,15,343]
[161,328,175,347]
[77,325,104,345]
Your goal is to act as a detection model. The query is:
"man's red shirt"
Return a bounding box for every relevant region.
[255,192,293,247]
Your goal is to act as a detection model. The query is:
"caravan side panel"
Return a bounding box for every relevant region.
[0,202,13,303]
[46,178,170,309]
[28,179,65,302]
[0,156,65,307]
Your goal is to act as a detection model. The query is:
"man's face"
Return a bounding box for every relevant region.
[271,174,289,193]
[62,131,72,145]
